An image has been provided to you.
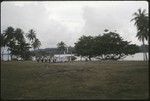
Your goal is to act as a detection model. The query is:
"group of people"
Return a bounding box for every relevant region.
[36,57,56,63]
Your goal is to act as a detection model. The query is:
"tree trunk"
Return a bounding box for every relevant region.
[1,47,4,61]
[146,37,149,61]
[70,52,72,62]
[144,41,148,61]
[34,49,36,61]
[142,40,147,61]
[80,56,82,61]
[11,54,12,61]
[1,53,3,61]
[141,40,144,61]
[8,49,9,61]
[102,55,104,60]
[88,56,91,61]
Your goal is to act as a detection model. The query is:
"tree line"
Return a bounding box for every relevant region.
[75,8,149,61]
[1,8,149,61]
[1,27,41,60]
[54,8,149,61]
[74,30,139,61]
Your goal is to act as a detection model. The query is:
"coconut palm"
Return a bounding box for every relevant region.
[32,38,41,50]
[32,38,41,61]
[57,41,66,54]
[26,29,41,61]
[15,28,25,43]
[131,8,149,61]
[57,41,66,62]
[26,29,36,43]
[3,26,15,45]
[2,26,15,61]
[26,29,39,49]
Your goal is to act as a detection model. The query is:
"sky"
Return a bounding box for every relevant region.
[1,1,149,49]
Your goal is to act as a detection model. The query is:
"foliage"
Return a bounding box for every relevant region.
[75,31,139,60]
[26,29,41,50]
[57,41,66,53]
[32,38,41,50]
[75,36,95,60]
[9,42,31,60]
[1,27,41,60]
[2,26,15,47]
[131,8,149,42]
[67,46,75,54]
[131,8,149,61]
[26,29,36,42]
[0,34,5,47]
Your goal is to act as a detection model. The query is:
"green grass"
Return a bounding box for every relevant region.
[1,61,149,100]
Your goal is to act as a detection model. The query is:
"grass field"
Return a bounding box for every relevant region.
[1,61,149,100]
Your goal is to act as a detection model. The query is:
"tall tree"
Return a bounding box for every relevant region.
[15,28,25,43]
[26,29,41,50]
[26,29,36,43]
[9,28,31,60]
[32,38,41,50]
[8,28,25,59]
[2,26,15,61]
[131,8,149,61]
[26,29,41,60]
[75,35,95,61]
[2,27,33,60]
[57,41,66,54]
[75,31,139,61]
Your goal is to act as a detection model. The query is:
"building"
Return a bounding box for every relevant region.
[1,47,11,61]
[53,54,74,62]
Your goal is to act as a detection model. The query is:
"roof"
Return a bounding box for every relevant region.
[54,54,74,57]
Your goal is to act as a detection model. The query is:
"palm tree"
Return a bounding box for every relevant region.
[32,38,41,61]
[2,26,15,61]
[57,41,66,62]
[26,29,41,61]
[57,41,66,54]
[3,26,15,45]
[32,38,41,50]
[26,29,36,44]
[131,8,149,61]
[15,28,25,43]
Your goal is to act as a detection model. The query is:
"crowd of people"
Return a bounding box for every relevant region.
[34,55,75,63]
[36,57,56,63]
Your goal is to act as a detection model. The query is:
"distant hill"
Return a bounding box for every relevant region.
[34,47,75,54]
[33,45,149,55]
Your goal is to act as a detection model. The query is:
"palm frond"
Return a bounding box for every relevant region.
[142,9,146,15]
[138,8,142,15]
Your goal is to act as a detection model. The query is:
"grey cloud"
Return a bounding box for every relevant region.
[81,4,148,45]
[82,6,130,35]
[1,2,80,48]
[1,2,66,48]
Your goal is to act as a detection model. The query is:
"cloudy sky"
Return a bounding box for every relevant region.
[1,1,148,48]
